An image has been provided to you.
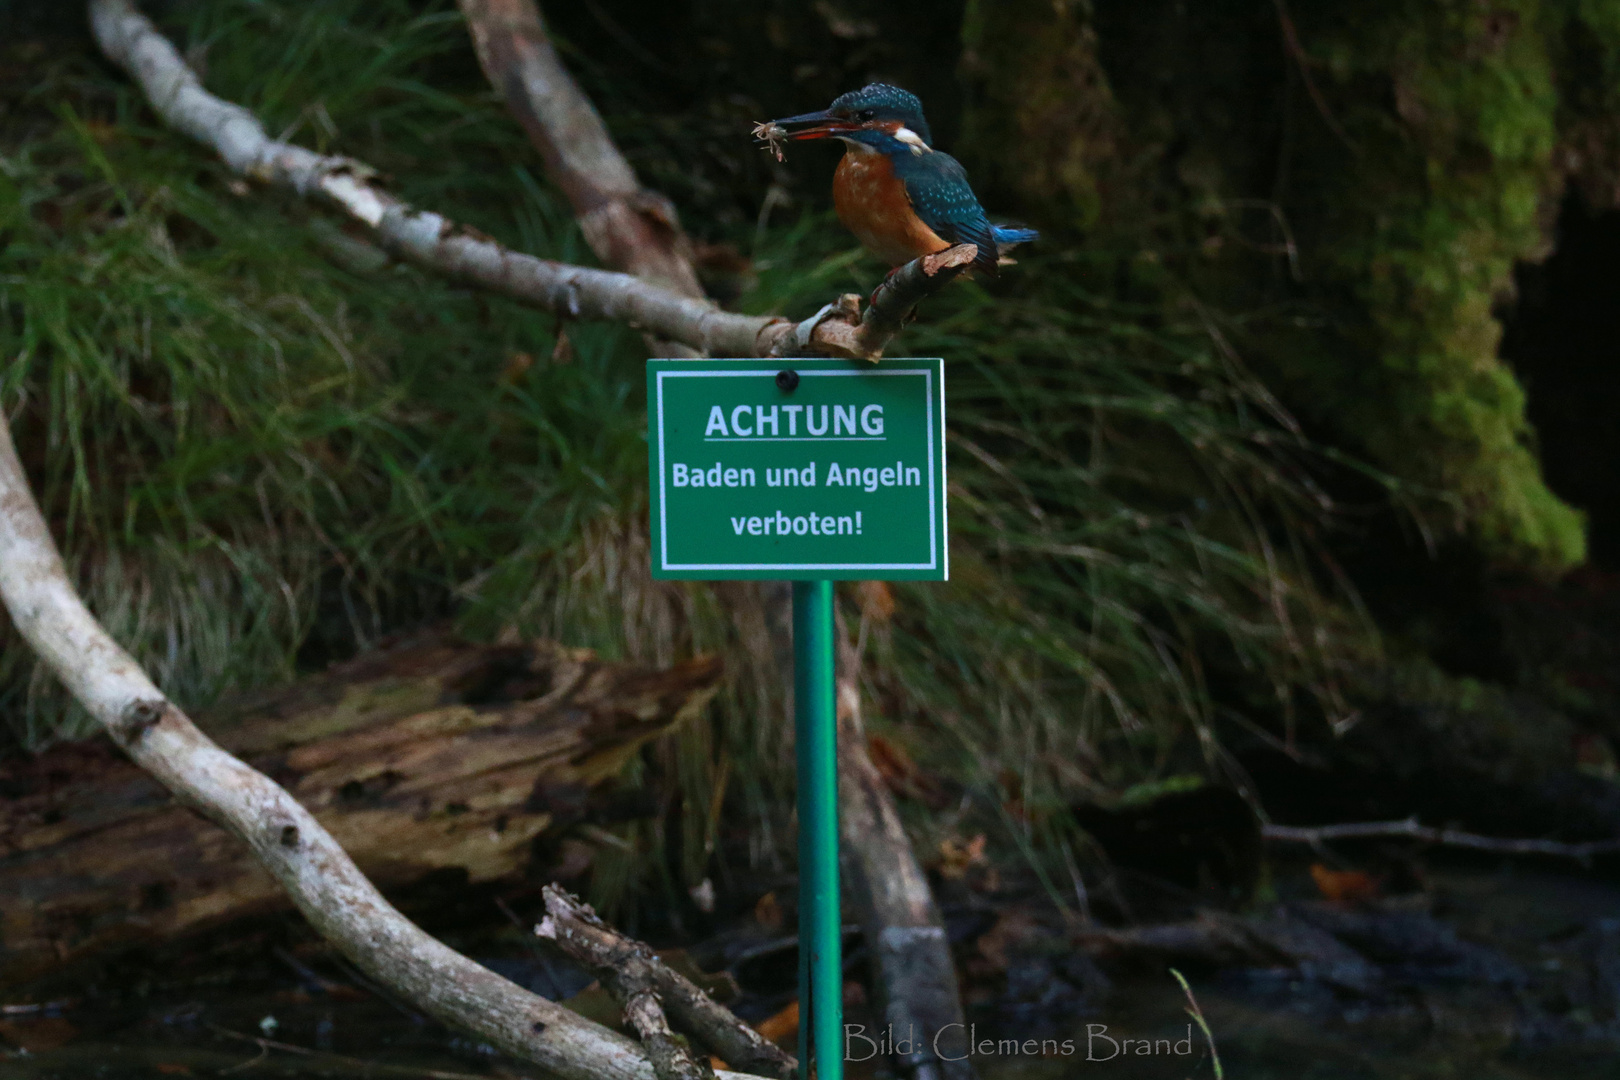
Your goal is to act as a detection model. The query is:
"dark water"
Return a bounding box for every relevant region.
[4,862,1618,1079]
[969,862,1620,1080]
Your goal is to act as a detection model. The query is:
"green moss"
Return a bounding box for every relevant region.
[1305,0,1584,571]
[1067,0,1620,573]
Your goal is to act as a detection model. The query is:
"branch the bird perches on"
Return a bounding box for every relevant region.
[90,0,963,363]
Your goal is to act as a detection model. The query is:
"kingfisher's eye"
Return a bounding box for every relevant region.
[857,109,876,121]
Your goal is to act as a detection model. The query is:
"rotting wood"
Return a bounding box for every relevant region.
[538,885,799,1080]
[0,635,721,986]
[0,407,763,1080]
[89,0,962,363]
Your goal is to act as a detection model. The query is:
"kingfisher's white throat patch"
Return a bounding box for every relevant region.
[894,126,930,155]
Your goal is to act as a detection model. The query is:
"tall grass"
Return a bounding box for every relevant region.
[0,0,643,743]
[0,0,1376,922]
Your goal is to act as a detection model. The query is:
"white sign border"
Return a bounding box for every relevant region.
[653,364,946,577]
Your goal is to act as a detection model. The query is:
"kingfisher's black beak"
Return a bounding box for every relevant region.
[759,109,856,142]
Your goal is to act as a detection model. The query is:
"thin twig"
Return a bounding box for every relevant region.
[1271,0,1356,152]
[537,886,797,1080]
[1263,818,1620,860]
[0,1001,76,1016]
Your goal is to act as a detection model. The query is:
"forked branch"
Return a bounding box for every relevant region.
[538,886,799,1080]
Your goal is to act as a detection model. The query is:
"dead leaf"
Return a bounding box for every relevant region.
[937,833,988,880]
[854,580,895,624]
[560,980,622,1031]
[501,351,534,384]
[755,1000,798,1044]
[0,1016,76,1052]
[867,733,916,791]
[754,890,783,932]
[551,330,574,365]
[656,949,739,1004]
[1310,863,1382,904]
[972,909,1043,973]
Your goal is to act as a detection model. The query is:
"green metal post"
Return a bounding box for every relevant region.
[794,580,841,1080]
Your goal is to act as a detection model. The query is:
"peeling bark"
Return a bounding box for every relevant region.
[88,0,956,363]
[1263,818,1620,859]
[456,0,703,301]
[538,886,798,1080]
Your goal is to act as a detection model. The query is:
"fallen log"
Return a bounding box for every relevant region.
[0,635,721,986]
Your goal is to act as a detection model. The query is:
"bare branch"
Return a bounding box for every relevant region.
[1263,818,1620,860]
[0,413,667,1079]
[1075,910,1382,996]
[456,0,703,299]
[538,886,799,1080]
[853,245,978,362]
[89,0,953,362]
[620,992,713,1080]
[538,888,713,1080]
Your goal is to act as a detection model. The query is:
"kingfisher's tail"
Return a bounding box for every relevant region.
[992,225,1039,249]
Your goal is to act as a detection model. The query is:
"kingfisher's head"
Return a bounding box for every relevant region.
[761,83,933,156]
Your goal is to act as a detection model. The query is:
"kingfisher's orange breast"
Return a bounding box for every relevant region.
[833,147,951,267]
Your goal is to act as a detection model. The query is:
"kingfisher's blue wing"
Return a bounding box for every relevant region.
[893,151,1000,275]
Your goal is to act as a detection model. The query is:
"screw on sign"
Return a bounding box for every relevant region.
[647,357,946,1079]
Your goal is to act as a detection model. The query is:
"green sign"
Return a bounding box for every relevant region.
[647,358,947,580]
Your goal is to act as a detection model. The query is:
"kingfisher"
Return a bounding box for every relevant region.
[755,83,1037,278]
